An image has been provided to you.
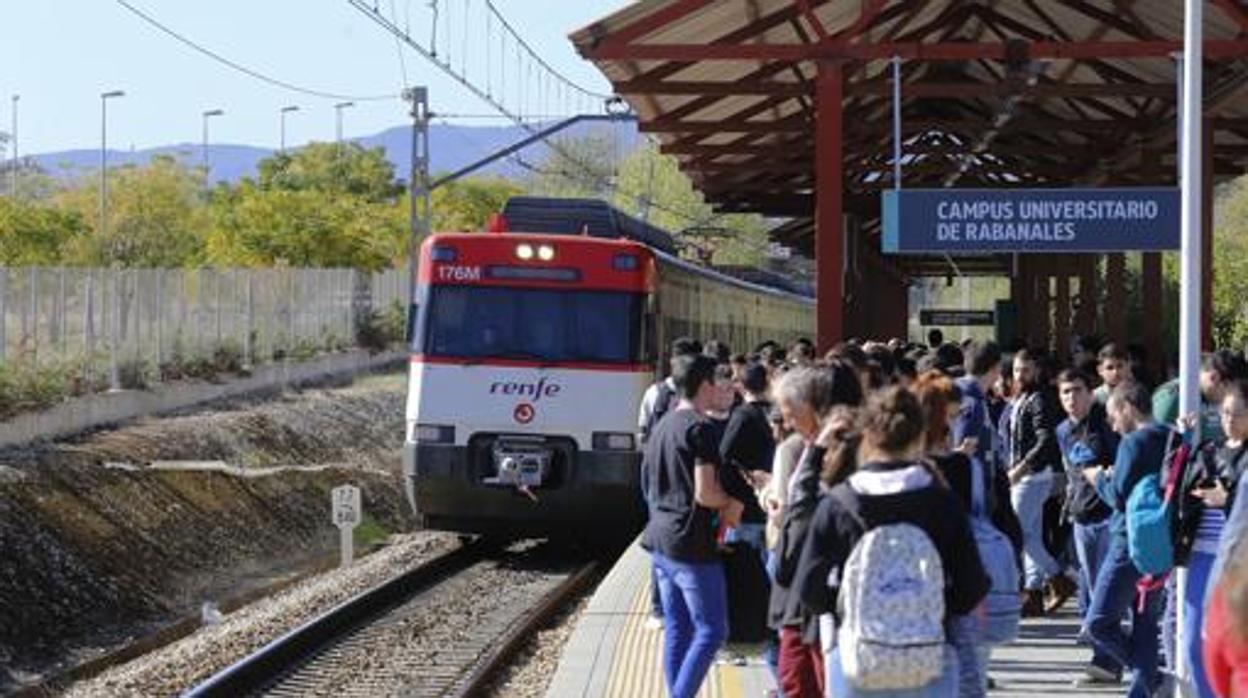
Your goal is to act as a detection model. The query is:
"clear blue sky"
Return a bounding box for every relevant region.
[3,0,628,155]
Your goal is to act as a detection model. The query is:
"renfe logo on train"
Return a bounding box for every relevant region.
[513,403,535,424]
[490,377,562,401]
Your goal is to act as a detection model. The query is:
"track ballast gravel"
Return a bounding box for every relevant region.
[257,542,583,698]
[64,532,456,698]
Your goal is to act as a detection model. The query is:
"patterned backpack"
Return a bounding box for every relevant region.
[834,487,946,690]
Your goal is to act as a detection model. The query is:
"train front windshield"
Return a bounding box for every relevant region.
[419,286,647,364]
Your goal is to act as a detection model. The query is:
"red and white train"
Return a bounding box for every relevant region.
[403,198,814,540]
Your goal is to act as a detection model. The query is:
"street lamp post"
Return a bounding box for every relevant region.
[279,105,299,153]
[9,95,17,197]
[334,101,355,143]
[100,89,124,393]
[100,90,125,242]
[201,108,224,183]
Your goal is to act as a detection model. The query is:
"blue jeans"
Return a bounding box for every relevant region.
[1181,533,1220,697]
[1010,471,1062,590]
[1072,518,1121,675]
[763,548,780,683]
[949,614,985,698]
[1211,472,1248,585]
[1086,537,1163,698]
[826,644,959,697]
[652,552,728,698]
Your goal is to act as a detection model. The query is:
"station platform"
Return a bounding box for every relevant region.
[546,541,1121,698]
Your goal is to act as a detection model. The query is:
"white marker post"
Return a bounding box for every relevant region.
[1175,0,1203,694]
[332,485,362,568]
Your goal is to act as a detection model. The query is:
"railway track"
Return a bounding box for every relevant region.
[183,540,598,698]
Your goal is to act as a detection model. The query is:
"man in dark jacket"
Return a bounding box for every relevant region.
[1056,369,1122,686]
[1008,350,1076,616]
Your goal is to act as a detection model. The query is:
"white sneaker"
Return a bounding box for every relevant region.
[645,616,664,631]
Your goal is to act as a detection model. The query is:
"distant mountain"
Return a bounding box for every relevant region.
[30,120,640,185]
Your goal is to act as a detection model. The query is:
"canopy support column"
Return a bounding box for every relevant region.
[1143,252,1163,374]
[815,60,845,352]
[1203,115,1214,349]
[1106,254,1128,345]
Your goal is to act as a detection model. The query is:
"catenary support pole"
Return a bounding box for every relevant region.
[0,268,7,362]
[10,95,18,197]
[1176,0,1204,691]
[404,87,431,331]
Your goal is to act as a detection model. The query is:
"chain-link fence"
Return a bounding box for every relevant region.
[0,265,410,389]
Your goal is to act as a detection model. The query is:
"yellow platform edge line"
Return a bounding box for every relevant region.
[601,563,757,698]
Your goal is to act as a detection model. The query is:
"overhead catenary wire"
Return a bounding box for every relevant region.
[115,0,397,102]
[346,0,729,233]
[389,0,411,90]
[481,0,610,101]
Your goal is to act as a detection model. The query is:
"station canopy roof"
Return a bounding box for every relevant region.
[571,0,1248,274]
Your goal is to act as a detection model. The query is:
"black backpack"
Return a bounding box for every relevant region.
[641,381,676,444]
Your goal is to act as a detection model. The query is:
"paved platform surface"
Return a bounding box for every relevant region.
[546,541,1121,697]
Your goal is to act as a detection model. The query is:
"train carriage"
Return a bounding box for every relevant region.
[403,198,814,540]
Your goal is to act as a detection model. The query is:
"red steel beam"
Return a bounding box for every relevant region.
[797,0,830,41]
[660,140,812,156]
[845,79,1175,98]
[613,2,826,93]
[614,77,1177,98]
[642,113,809,134]
[614,78,808,96]
[1212,0,1248,32]
[583,39,1248,61]
[587,0,715,49]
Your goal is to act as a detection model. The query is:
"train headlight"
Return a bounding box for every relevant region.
[592,432,636,451]
[537,244,556,261]
[516,243,534,260]
[412,424,455,444]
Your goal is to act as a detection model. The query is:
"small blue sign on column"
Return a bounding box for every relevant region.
[882,188,1180,254]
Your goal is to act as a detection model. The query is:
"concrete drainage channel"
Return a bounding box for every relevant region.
[185,540,601,698]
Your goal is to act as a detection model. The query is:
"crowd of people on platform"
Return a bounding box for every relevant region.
[636,331,1248,698]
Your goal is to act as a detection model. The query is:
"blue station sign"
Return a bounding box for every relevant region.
[882,188,1180,254]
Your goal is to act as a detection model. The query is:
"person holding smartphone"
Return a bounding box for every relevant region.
[1173,379,1248,697]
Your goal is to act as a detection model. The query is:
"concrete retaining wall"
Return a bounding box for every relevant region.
[0,350,406,449]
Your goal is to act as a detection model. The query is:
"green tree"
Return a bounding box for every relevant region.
[204,144,410,270]
[205,180,405,271]
[612,141,771,267]
[54,155,208,267]
[429,176,523,232]
[1207,176,1248,349]
[0,198,86,265]
[258,142,402,203]
[526,131,620,199]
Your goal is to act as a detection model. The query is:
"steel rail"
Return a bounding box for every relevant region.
[452,559,600,698]
[183,542,488,698]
